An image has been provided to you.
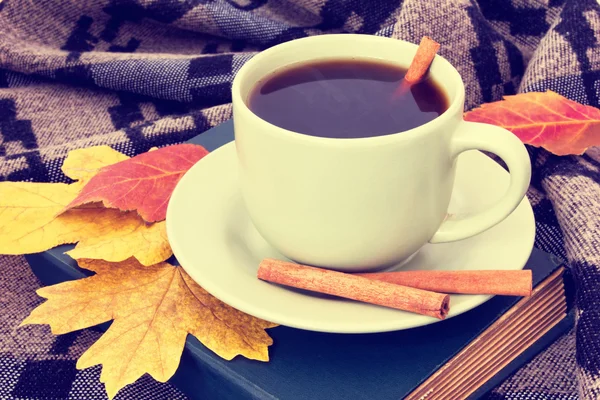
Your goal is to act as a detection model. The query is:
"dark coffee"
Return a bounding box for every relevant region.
[248,58,448,139]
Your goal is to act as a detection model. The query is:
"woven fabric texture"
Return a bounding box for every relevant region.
[1,0,596,398]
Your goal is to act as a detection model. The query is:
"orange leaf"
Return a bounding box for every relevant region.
[21,258,276,399]
[63,144,209,222]
[464,90,600,155]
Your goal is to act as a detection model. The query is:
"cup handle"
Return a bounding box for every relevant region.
[429,121,532,243]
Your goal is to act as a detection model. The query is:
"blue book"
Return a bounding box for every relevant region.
[25,120,574,400]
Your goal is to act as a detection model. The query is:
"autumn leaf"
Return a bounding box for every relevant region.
[62,145,129,182]
[22,258,276,399]
[0,146,172,265]
[63,144,209,222]
[0,182,81,250]
[0,182,172,265]
[65,210,171,266]
[464,90,600,156]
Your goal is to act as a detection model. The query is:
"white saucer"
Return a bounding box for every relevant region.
[167,142,535,334]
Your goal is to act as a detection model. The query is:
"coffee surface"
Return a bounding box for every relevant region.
[248,59,448,139]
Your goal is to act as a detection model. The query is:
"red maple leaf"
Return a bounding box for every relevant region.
[63,144,209,222]
[464,90,600,156]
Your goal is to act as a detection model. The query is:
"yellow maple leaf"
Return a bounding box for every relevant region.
[22,258,276,399]
[62,145,130,182]
[0,146,172,265]
[64,209,171,266]
[0,182,81,249]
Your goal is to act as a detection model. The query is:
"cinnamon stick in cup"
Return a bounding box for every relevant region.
[404,36,440,84]
[258,259,450,319]
[393,36,440,98]
[356,270,532,297]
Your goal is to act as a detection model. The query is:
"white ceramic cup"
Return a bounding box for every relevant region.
[232,34,531,272]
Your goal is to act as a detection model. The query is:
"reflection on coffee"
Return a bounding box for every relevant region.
[248,58,448,139]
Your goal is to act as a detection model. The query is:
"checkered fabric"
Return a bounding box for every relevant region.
[1,0,597,398]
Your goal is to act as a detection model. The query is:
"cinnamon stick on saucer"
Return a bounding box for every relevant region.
[393,36,440,98]
[356,270,532,297]
[258,259,450,319]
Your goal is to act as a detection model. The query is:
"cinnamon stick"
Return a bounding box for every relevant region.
[356,270,532,297]
[393,36,440,98]
[404,36,440,84]
[257,259,450,319]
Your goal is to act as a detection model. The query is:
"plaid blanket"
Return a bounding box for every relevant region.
[0,0,597,398]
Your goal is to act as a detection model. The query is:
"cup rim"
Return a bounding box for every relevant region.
[232,34,465,146]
